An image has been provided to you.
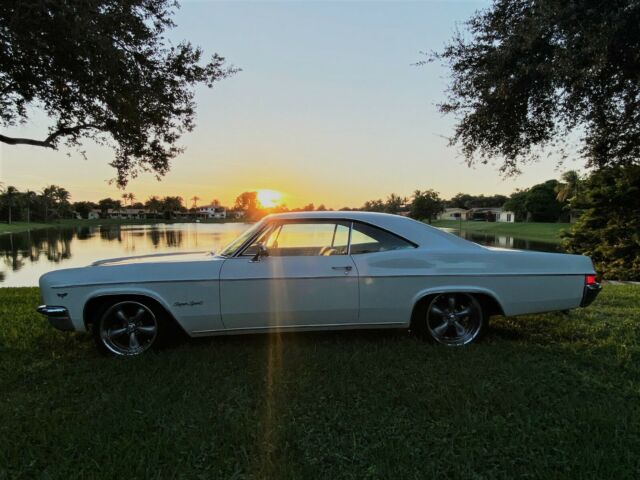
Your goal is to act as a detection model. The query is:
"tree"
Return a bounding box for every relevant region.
[22,190,37,223]
[503,190,529,222]
[448,193,508,209]
[98,198,122,216]
[384,193,407,214]
[0,0,237,186]
[190,196,200,208]
[122,193,136,207]
[523,180,564,222]
[234,192,260,219]
[433,0,640,174]
[361,199,385,212]
[1,185,19,223]
[73,201,97,219]
[564,166,640,280]
[161,196,184,217]
[409,189,444,224]
[555,170,582,203]
[145,196,162,218]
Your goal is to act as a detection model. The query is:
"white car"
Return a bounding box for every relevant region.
[37,212,601,356]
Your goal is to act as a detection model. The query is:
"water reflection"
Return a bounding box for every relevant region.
[0,222,561,287]
[440,228,560,253]
[0,223,250,287]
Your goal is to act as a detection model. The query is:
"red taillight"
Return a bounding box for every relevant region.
[585,274,597,285]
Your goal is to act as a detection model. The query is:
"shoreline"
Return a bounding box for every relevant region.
[0,217,246,235]
[430,219,570,243]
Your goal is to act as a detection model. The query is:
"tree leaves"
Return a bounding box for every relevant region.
[0,0,238,186]
[433,0,640,174]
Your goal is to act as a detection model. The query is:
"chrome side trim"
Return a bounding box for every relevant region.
[50,272,591,289]
[192,321,406,335]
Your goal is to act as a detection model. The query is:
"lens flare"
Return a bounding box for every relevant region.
[256,189,283,208]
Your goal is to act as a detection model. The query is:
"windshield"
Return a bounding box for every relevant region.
[218,220,266,257]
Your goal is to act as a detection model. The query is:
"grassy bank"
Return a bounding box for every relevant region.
[0,217,243,235]
[432,219,571,243]
[1,286,639,478]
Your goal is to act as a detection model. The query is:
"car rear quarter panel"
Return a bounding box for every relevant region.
[351,248,592,323]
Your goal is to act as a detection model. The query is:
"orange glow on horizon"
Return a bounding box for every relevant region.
[256,189,283,208]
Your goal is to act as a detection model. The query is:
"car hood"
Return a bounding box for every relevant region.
[40,251,226,289]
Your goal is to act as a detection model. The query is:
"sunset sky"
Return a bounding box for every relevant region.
[0,0,581,209]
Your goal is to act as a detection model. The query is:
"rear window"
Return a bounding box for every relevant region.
[350,222,416,254]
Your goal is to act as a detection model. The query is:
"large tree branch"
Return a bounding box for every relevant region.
[0,134,56,148]
[0,123,101,149]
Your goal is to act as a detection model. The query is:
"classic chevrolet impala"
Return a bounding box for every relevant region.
[37,212,601,355]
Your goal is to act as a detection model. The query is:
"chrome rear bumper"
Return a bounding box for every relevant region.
[36,305,74,331]
[580,283,602,307]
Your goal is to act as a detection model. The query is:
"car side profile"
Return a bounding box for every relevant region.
[37,212,602,356]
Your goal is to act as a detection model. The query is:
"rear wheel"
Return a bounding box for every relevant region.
[94,300,161,356]
[415,293,485,346]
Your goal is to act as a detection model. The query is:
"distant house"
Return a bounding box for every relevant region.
[88,210,101,220]
[106,208,149,219]
[438,206,515,222]
[437,208,471,220]
[197,204,227,219]
[497,210,515,223]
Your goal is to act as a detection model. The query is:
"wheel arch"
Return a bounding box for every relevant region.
[83,290,182,332]
[409,286,505,329]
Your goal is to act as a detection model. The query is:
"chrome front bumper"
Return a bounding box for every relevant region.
[36,305,74,331]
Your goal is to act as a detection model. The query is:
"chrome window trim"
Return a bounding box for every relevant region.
[231,218,416,258]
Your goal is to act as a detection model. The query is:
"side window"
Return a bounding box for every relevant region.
[350,222,415,254]
[243,222,350,256]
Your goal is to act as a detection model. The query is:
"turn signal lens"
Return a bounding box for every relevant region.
[585,274,597,285]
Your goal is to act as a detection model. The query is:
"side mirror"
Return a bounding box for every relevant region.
[251,243,269,262]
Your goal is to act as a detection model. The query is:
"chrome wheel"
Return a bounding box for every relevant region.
[426,293,483,346]
[99,301,158,356]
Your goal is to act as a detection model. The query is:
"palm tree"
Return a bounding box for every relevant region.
[54,186,71,218]
[190,196,200,208]
[41,186,56,221]
[23,190,37,223]
[1,186,19,224]
[145,196,162,218]
[121,192,136,207]
[555,171,581,203]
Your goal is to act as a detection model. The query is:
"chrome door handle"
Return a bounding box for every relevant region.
[332,266,353,272]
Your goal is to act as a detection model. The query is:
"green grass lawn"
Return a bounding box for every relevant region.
[432,220,571,243]
[1,286,639,479]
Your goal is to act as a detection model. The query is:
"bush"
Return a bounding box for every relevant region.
[563,166,640,280]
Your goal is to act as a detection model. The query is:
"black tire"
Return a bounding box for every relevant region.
[412,292,486,346]
[91,298,175,356]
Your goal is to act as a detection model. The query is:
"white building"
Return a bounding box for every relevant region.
[197,205,227,219]
[497,210,515,223]
[437,208,470,220]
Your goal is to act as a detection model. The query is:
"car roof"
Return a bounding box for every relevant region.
[263,211,481,250]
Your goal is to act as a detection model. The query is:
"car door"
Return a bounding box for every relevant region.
[219,220,359,331]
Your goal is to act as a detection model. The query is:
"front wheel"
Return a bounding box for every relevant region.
[94,300,161,356]
[415,293,485,346]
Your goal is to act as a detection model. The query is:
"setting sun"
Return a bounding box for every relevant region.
[256,189,283,208]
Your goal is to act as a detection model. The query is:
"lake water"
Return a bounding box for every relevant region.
[0,222,560,287]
